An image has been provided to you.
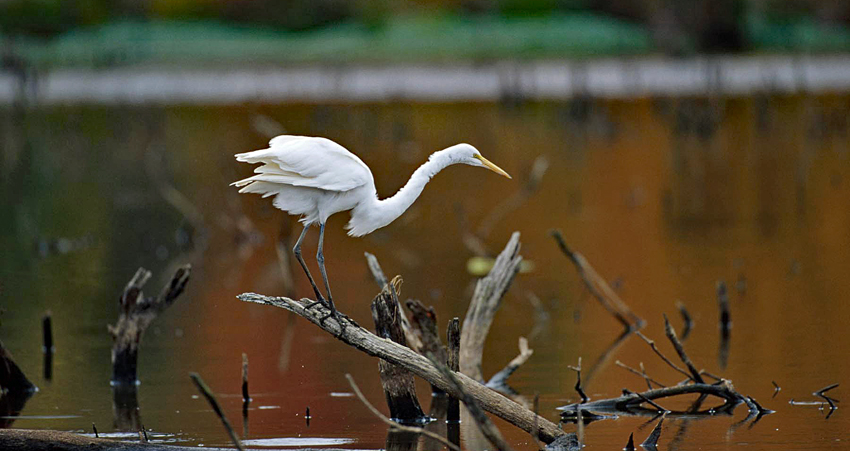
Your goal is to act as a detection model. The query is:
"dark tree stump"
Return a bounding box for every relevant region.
[0,341,36,428]
[112,385,140,431]
[108,265,190,386]
[0,341,35,394]
[371,278,426,423]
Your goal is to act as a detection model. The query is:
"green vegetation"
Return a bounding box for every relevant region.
[1,1,849,67]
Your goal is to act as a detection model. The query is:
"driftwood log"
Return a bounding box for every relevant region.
[0,429,232,451]
[238,292,565,443]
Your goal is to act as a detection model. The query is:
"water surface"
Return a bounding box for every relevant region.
[1,96,849,449]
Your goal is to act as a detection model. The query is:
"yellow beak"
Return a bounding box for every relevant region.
[474,154,512,179]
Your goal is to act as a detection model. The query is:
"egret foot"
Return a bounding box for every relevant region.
[318,308,347,335]
[304,298,328,311]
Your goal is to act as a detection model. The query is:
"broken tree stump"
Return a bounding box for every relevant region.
[108,265,191,386]
[371,277,426,423]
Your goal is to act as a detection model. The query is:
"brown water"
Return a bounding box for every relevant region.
[1,96,849,450]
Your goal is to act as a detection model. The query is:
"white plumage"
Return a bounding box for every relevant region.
[232,135,510,325]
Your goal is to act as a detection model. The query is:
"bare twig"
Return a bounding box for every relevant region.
[625,432,635,451]
[567,357,588,403]
[635,331,693,382]
[364,252,389,288]
[640,362,659,390]
[345,374,461,451]
[662,314,704,384]
[189,373,245,451]
[814,383,839,397]
[550,230,643,330]
[615,361,665,389]
[814,383,840,410]
[237,292,565,442]
[674,300,693,340]
[623,389,668,412]
[487,337,533,389]
[700,371,723,382]
[772,381,781,398]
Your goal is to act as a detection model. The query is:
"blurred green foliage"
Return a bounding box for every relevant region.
[0,0,848,60]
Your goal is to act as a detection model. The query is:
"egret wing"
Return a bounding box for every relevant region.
[233,136,373,192]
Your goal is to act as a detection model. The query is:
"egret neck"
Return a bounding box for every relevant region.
[347,146,466,236]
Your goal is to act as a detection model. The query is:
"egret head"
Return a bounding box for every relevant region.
[451,143,512,179]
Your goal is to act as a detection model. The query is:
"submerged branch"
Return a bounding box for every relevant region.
[558,380,747,419]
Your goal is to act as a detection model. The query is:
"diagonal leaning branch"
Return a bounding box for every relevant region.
[236,292,565,443]
[550,230,644,331]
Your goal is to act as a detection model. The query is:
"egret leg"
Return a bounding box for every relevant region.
[292,224,326,304]
[316,222,342,327]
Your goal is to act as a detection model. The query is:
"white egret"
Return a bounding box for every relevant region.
[232,135,511,326]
